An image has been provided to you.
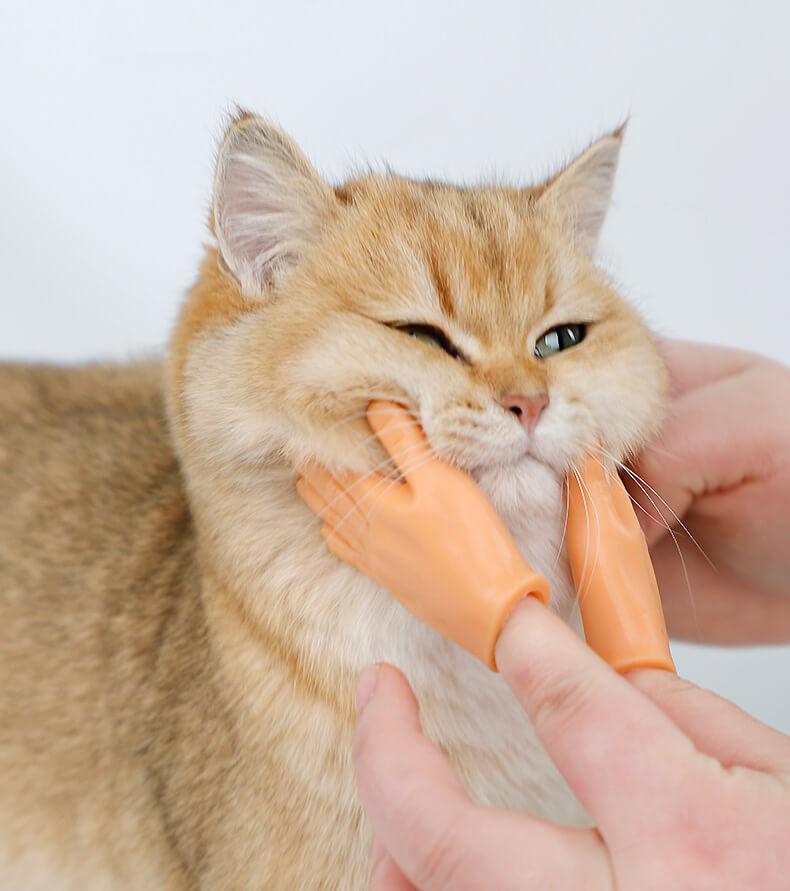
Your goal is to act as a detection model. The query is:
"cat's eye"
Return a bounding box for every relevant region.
[534,323,587,359]
[393,324,465,362]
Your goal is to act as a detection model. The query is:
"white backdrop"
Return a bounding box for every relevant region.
[2,1,789,730]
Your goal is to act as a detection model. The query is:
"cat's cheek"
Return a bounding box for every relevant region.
[580,385,660,461]
[550,353,664,464]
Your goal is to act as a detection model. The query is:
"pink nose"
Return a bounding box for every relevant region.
[501,392,549,434]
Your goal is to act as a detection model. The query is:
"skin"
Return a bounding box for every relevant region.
[628,340,790,643]
[355,603,790,890]
[347,340,790,889]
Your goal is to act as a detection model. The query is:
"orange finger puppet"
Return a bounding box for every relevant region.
[566,456,675,673]
[297,402,548,670]
[297,401,674,674]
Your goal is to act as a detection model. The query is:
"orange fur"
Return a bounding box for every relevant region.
[0,112,666,889]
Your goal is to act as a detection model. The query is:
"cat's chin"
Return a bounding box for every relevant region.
[471,451,558,484]
[472,453,563,525]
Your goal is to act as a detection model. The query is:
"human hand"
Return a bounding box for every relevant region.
[297,402,549,669]
[354,598,790,890]
[629,341,790,643]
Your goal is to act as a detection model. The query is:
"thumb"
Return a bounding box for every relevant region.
[494,598,698,840]
[354,663,611,890]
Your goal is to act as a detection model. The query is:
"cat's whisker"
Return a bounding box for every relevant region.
[621,480,673,530]
[303,438,430,529]
[436,427,494,448]
[588,454,669,532]
[321,401,419,437]
[597,446,714,570]
[641,442,683,462]
[571,468,592,605]
[322,411,373,435]
[552,482,571,569]
[304,416,427,495]
[629,483,702,642]
[344,416,433,457]
[322,407,412,439]
[328,457,437,542]
[574,466,602,606]
[358,447,442,502]
[595,450,703,644]
[592,446,681,532]
[320,443,438,537]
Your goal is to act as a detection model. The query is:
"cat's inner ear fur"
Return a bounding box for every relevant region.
[212,112,335,297]
[537,126,624,256]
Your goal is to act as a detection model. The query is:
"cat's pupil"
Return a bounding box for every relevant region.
[535,323,587,358]
[544,330,560,353]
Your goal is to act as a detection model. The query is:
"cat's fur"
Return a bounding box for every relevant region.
[0,113,666,889]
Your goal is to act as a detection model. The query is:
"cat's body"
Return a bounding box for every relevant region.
[0,360,580,889]
[0,114,665,888]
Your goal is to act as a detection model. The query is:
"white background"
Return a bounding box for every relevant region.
[2,1,788,730]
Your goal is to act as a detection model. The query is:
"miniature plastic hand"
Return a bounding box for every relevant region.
[567,456,674,673]
[629,341,790,643]
[299,403,675,673]
[354,599,790,890]
[296,402,549,669]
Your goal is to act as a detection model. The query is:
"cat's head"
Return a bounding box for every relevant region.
[169,112,666,521]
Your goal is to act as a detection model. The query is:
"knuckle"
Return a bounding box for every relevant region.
[528,671,600,739]
[412,818,470,891]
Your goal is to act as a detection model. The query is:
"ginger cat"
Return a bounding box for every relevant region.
[0,112,666,889]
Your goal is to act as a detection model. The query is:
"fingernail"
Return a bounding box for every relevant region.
[356,664,380,714]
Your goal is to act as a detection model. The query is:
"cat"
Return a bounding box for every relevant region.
[0,111,666,889]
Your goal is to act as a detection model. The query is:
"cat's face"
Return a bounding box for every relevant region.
[172,114,665,530]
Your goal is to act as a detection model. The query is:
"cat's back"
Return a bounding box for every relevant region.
[0,359,185,618]
[0,357,170,483]
[0,357,172,487]
[0,360,197,889]
[0,356,194,673]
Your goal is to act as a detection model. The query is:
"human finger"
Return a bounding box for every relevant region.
[369,838,417,891]
[628,669,790,772]
[630,361,782,547]
[494,598,698,840]
[659,339,757,397]
[642,533,790,644]
[353,664,476,885]
[354,664,611,890]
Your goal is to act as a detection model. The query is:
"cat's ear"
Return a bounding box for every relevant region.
[212,112,335,297]
[537,126,624,256]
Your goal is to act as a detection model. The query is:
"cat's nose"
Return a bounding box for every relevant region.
[501,392,549,434]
